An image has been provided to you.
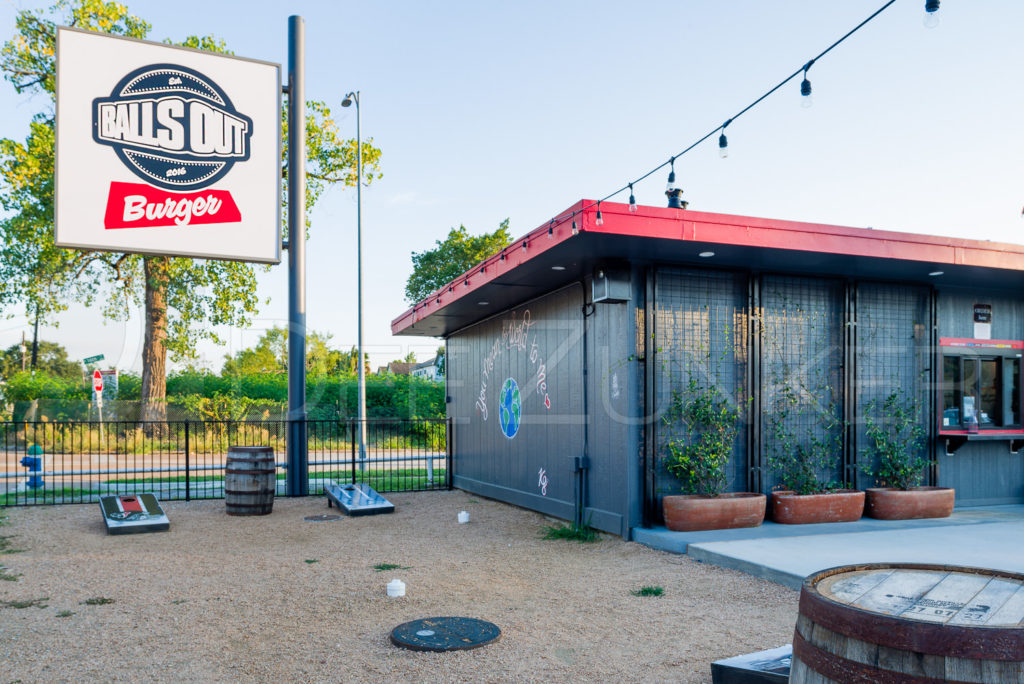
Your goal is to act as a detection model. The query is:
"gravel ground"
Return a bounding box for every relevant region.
[0,491,797,683]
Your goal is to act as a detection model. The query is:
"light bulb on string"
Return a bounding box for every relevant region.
[718,119,731,159]
[666,157,677,194]
[595,202,604,226]
[628,184,638,213]
[571,216,579,235]
[923,0,940,28]
[800,60,814,108]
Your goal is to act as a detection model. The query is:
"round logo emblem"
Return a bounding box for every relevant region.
[92,63,253,191]
[498,378,522,439]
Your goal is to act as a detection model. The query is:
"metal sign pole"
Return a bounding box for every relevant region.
[286,15,308,496]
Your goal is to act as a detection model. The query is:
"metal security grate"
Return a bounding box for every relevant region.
[654,268,749,497]
[760,275,845,492]
[853,283,930,486]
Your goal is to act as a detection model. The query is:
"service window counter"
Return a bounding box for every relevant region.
[939,338,1024,454]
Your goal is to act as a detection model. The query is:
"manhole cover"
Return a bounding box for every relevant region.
[390,617,501,652]
[303,514,341,522]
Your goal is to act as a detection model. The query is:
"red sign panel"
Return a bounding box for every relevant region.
[93,370,103,392]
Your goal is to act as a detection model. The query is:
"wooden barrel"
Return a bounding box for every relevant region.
[790,563,1024,683]
[224,446,276,516]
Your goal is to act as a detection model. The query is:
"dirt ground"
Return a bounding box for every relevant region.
[0,491,798,683]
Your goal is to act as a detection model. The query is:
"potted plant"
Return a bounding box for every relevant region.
[860,390,954,519]
[661,379,765,532]
[768,383,864,524]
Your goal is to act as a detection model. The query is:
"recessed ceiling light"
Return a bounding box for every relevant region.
[478,301,489,306]
[551,265,566,271]
[928,270,944,277]
[698,251,715,258]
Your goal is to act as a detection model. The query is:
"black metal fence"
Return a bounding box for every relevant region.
[0,418,451,506]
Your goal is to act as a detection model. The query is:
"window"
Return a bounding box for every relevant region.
[940,342,1023,432]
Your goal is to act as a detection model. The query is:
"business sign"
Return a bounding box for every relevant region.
[55,27,281,263]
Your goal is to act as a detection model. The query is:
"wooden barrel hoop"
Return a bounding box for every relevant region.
[224,446,276,516]
[790,563,1024,684]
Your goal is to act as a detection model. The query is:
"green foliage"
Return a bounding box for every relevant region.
[860,390,928,490]
[304,559,319,564]
[404,220,512,303]
[767,382,844,495]
[541,520,599,543]
[630,586,664,597]
[0,565,20,581]
[1,597,47,608]
[372,563,411,572]
[662,378,741,497]
[82,597,115,605]
[0,340,82,381]
[221,327,368,378]
[56,610,75,618]
[3,369,445,422]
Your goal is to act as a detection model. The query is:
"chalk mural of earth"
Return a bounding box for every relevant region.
[498,377,522,439]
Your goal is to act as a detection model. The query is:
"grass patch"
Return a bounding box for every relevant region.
[0,535,25,554]
[171,599,187,605]
[630,586,664,597]
[0,488,102,506]
[0,565,20,582]
[82,597,115,605]
[304,559,319,564]
[541,521,599,543]
[372,562,411,572]
[56,610,75,618]
[318,468,447,492]
[1,597,48,609]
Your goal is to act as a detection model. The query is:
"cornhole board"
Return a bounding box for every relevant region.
[710,644,790,684]
[99,493,170,535]
[325,482,394,516]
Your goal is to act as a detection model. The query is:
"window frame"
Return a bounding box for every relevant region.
[939,338,1024,434]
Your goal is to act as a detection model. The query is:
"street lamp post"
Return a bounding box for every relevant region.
[341,91,367,465]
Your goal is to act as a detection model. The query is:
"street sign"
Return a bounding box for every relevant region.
[93,370,104,393]
[84,354,105,365]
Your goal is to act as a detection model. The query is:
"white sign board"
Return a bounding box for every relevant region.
[55,27,281,263]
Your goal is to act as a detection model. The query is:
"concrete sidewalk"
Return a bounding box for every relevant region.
[632,504,1024,589]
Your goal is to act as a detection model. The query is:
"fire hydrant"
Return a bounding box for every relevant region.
[20,444,44,489]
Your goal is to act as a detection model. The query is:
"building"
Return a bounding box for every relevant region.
[410,356,443,382]
[392,201,1024,538]
[375,361,415,376]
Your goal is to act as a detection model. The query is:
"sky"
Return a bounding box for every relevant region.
[0,0,1022,375]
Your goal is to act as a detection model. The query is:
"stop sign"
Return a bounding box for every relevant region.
[93,369,103,393]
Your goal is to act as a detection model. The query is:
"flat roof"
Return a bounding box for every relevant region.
[392,200,1024,338]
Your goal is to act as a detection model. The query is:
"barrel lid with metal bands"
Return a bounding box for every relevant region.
[802,563,1024,661]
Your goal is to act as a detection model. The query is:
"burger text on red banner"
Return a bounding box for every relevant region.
[103,181,241,229]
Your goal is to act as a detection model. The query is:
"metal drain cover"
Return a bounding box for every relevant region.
[303,514,341,522]
[390,617,501,652]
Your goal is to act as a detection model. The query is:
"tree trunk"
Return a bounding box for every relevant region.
[140,256,169,424]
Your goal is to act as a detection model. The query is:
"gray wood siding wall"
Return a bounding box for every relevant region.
[583,273,642,537]
[447,286,586,524]
[936,290,1024,505]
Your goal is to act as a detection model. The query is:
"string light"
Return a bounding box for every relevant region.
[800,60,814,108]
[500,250,506,261]
[571,216,578,235]
[519,2,903,266]
[628,184,638,213]
[522,240,528,252]
[923,0,940,28]
[548,220,554,237]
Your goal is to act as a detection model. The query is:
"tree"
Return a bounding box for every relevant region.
[404,220,512,303]
[0,340,82,381]
[404,351,417,363]
[0,1,382,422]
[222,326,368,377]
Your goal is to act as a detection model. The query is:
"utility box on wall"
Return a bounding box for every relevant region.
[592,265,630,303]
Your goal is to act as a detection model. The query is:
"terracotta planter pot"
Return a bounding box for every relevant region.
[770,489,864,525]
[865,486,955,520]
[662,492,766,532]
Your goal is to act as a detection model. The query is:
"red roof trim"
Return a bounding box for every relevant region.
[392,201,1024,335]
